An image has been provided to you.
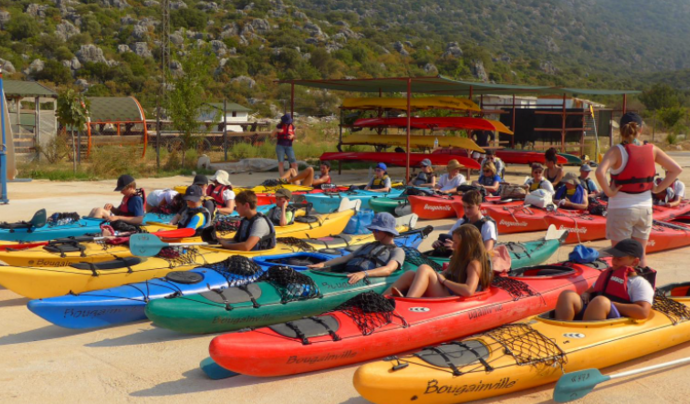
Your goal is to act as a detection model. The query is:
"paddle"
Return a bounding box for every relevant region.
[553,357,690,403]
[129,233,207,257]
[653,220,690,232]
[200,357,240,380]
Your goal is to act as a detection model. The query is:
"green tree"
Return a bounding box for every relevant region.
[657,107,686,132]
[6,14,40,40]
[56,89,90,173]
[640,83,680,111]
[35,60,73,85]
[166,48,215,167]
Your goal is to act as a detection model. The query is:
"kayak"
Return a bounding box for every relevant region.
[483,202,551,234]
[544,200,690,244]
[208,260,604,377]
[144,248,438,334]
[341,97,480,112]
[352,117,514,135]
[340,134,485,153]
[353,281,690,404]
[647,216,690,253]
[0,206,358,267]
[303,189,404,214]
[500,148,582,165]
[26,222,429,330]
[7,214,420,300]
[256,188,348,206]
[369,196,409,214]
[0,212,176,242]
[431,148,568,165]
[174,184,313,195]
[320,152,481,170]
[408,195,505,220]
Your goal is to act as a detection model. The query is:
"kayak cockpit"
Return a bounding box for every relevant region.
[507,265,576,278]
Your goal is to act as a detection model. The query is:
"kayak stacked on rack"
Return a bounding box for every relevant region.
[320,152,481,170]
[353,282,690,404]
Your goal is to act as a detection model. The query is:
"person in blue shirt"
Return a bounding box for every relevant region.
[175,185,212,235]
[578,164,599,196]
[88,174,145,225]
[554,172,589,210]
[472,161,501,196]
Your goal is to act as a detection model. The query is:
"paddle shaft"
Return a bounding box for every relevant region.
[167,242,207,247]
[653,220,690,232]
[610,357,690,380]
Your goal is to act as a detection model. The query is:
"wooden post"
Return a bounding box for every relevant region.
[561,94,567,152]
[223,99,228,162]
[15,98,20,135]
[406,78,412,183]
[156,97,161,170]
[34,96,40,161]
[290,82,295,118]
[511,94,516,148]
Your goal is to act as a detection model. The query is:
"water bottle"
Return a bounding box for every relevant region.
[433,137,439,150]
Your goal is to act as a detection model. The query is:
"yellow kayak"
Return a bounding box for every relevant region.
[0,216,417,299]
[0,203,358,267]
[341,134,485,153]
[354,285,690,404]
[341,97,480,112]
[174,184,313,195]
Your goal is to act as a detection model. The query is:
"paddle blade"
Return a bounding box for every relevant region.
[553,369,610,403]
[31,209,48,228]
[200,357,241,380]
[129,233,168,257]
[153,228,195,239]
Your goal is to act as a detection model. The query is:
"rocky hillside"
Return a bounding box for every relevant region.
[1,0,689,115]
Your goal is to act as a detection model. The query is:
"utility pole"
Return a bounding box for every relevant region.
[157,0,171,170]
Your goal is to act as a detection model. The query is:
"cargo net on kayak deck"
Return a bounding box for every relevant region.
[261,265,320,304]
[277,237,316,252]
[203,255,264,287]
[403,247,442,271]
[653,292,690,325]
[335,291,407,336]
[491,277,540,301]
[47,212,81,227]
[157,246,202,267]
[482,324,566,370]
[214,217,241,235]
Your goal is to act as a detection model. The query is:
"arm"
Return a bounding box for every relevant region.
[595,148,622,198]
[216,200,235,215]
[483,180,500,194]
[307,250,355,268]
[652,146,683,194]
[110,215,144,225]
[346,259,401,285]
[220,235,260,251]
[613,301,652,320]
[667,196,682,208]
[439,260,482,297]
[170,213,181,225]
[312,174,330,187]
[562,197,588,210]
[278,206,292,227]
[551,168,564,187]
[483,239,495,251]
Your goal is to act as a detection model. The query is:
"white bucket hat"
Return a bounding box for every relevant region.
[209,170,232,186]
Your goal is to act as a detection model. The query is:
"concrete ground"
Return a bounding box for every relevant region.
[2,155,690,404]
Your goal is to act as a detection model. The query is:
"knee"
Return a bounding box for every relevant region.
[306,167,314,174]
[558,290,580,304]
[589,295,611,308]
[417,264,435,275]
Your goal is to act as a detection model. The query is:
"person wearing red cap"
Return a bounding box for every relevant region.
[88,174,145,225]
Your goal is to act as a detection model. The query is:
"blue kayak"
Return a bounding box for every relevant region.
[304,189,404,213]
[27,252,341,329]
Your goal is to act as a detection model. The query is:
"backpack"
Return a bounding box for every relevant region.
[499,184,527,200]
[568,245,599,263]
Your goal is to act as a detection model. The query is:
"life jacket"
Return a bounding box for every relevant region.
[370,174,390,190]
[579,177,595,194]
[266,205,296,226]
[653,178,677,204]
[117,188,146,216]
[233,213,276,250]
[591,266,638,304]
[177,206,213,236]
[461,215,498,236]
[412,172,434,187]
[529,179,546,192]
[207,184,232,207]
[344,242,398,273]
[611,143,655,194]
[277,123,295,142]
[477,174,496,187]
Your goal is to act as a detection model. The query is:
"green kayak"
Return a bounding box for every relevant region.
[369,196,409,214]
[145,248,434,334]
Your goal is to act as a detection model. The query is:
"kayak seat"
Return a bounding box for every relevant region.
[294,215,319,224]
[269,315,340,342]
[264,256,328,267]
[316,248,343,256]
[200,284,263,305]
[508,265,575,278]
[414,340,490,371]
[43,242,86,256]
[165,271,204,284]
[70,257,143,270]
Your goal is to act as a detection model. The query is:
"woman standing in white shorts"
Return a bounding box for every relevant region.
[596,112,682,266]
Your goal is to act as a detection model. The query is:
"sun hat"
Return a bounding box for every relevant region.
[580,164,592,172]
[366,212,399,236]
[561,172,579,186]
[114,174,135,191]
[275,188,292,199]
[420,158,432,167]
[446,159,462,171]
[192,174,209,186]
[375,162,387,171]
[280,114,293,125]
[209,170,232,186]
[183,185,203,202]
[602,239,643,259]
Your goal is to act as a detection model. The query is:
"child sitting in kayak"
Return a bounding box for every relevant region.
[387,224,493,298]
[480,150,505,179]
[208,170,236,215]
[522,163,555,194]
[653,173,686,208]
[266,188,295,226]
[176,185,212,235]
[435,159,466,194]
[578,164,600,196]
[219,190,276,251]
[545,147,565,190]
[281,161,334,188]
[553,172,589,210]
[473,162,501,196]
[555,239,654,321]
[364,163,392,193]
[171,175,217,225]
[432,190,497,252]
[145,189,180,214]
[408,159,436,188]
[88,174,145,225]
[307,212,405,285]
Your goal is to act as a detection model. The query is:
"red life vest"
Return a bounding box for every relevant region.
[117,188,146,216]
[611,144,655,194]
[207,184,232,207]
[592,266,636,304]
[277,124,295,142]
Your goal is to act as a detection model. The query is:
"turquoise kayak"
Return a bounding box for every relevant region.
[304,189,404,213]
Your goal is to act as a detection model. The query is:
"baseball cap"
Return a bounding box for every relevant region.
[275,188,292,199]
[485,149,495,156]
[193,174,209,186]
[376,162,387,171]
[620,112,643,127]
[602,239,643,259]
[420,158,432,167]
[580,164,592,172]
[114,174,135,191]
[366,212,399,236]
[183,185,203,202]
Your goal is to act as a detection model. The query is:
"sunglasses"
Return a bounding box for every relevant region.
[533,170,543,174]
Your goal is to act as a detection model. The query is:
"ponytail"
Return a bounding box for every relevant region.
[620,122,640,145]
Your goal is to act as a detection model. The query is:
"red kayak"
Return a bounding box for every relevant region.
[544,200,690,244]
[432,148,568,165]
[354,117,508,133]
[208,260,606,377]
[482,202,549,233]
[320,152,481,170]
[647,216,690,253]
[408,195,462,219]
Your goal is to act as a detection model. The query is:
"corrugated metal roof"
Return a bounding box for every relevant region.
[206,102,252,112]
[87,96,146,122]
[3,80,58,98]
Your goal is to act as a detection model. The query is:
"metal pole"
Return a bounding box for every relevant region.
[290,82,295,118]
[511,94,516,148]
[0,67,9,203]
[406,78,411,183]
[156,98,160,170]
[223,99,228,161]
[561,93,567,152]
[35,96,40,161]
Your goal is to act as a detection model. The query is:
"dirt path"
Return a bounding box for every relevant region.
[2,157,690,404]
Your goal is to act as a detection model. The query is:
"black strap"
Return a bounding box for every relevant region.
[615,176,655,185]
[309,316,341,342]
[454,341,494,372]
[213,289,234,311]
[238,284,261,308]
[284,321,309,345]
[423,346,463,376]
